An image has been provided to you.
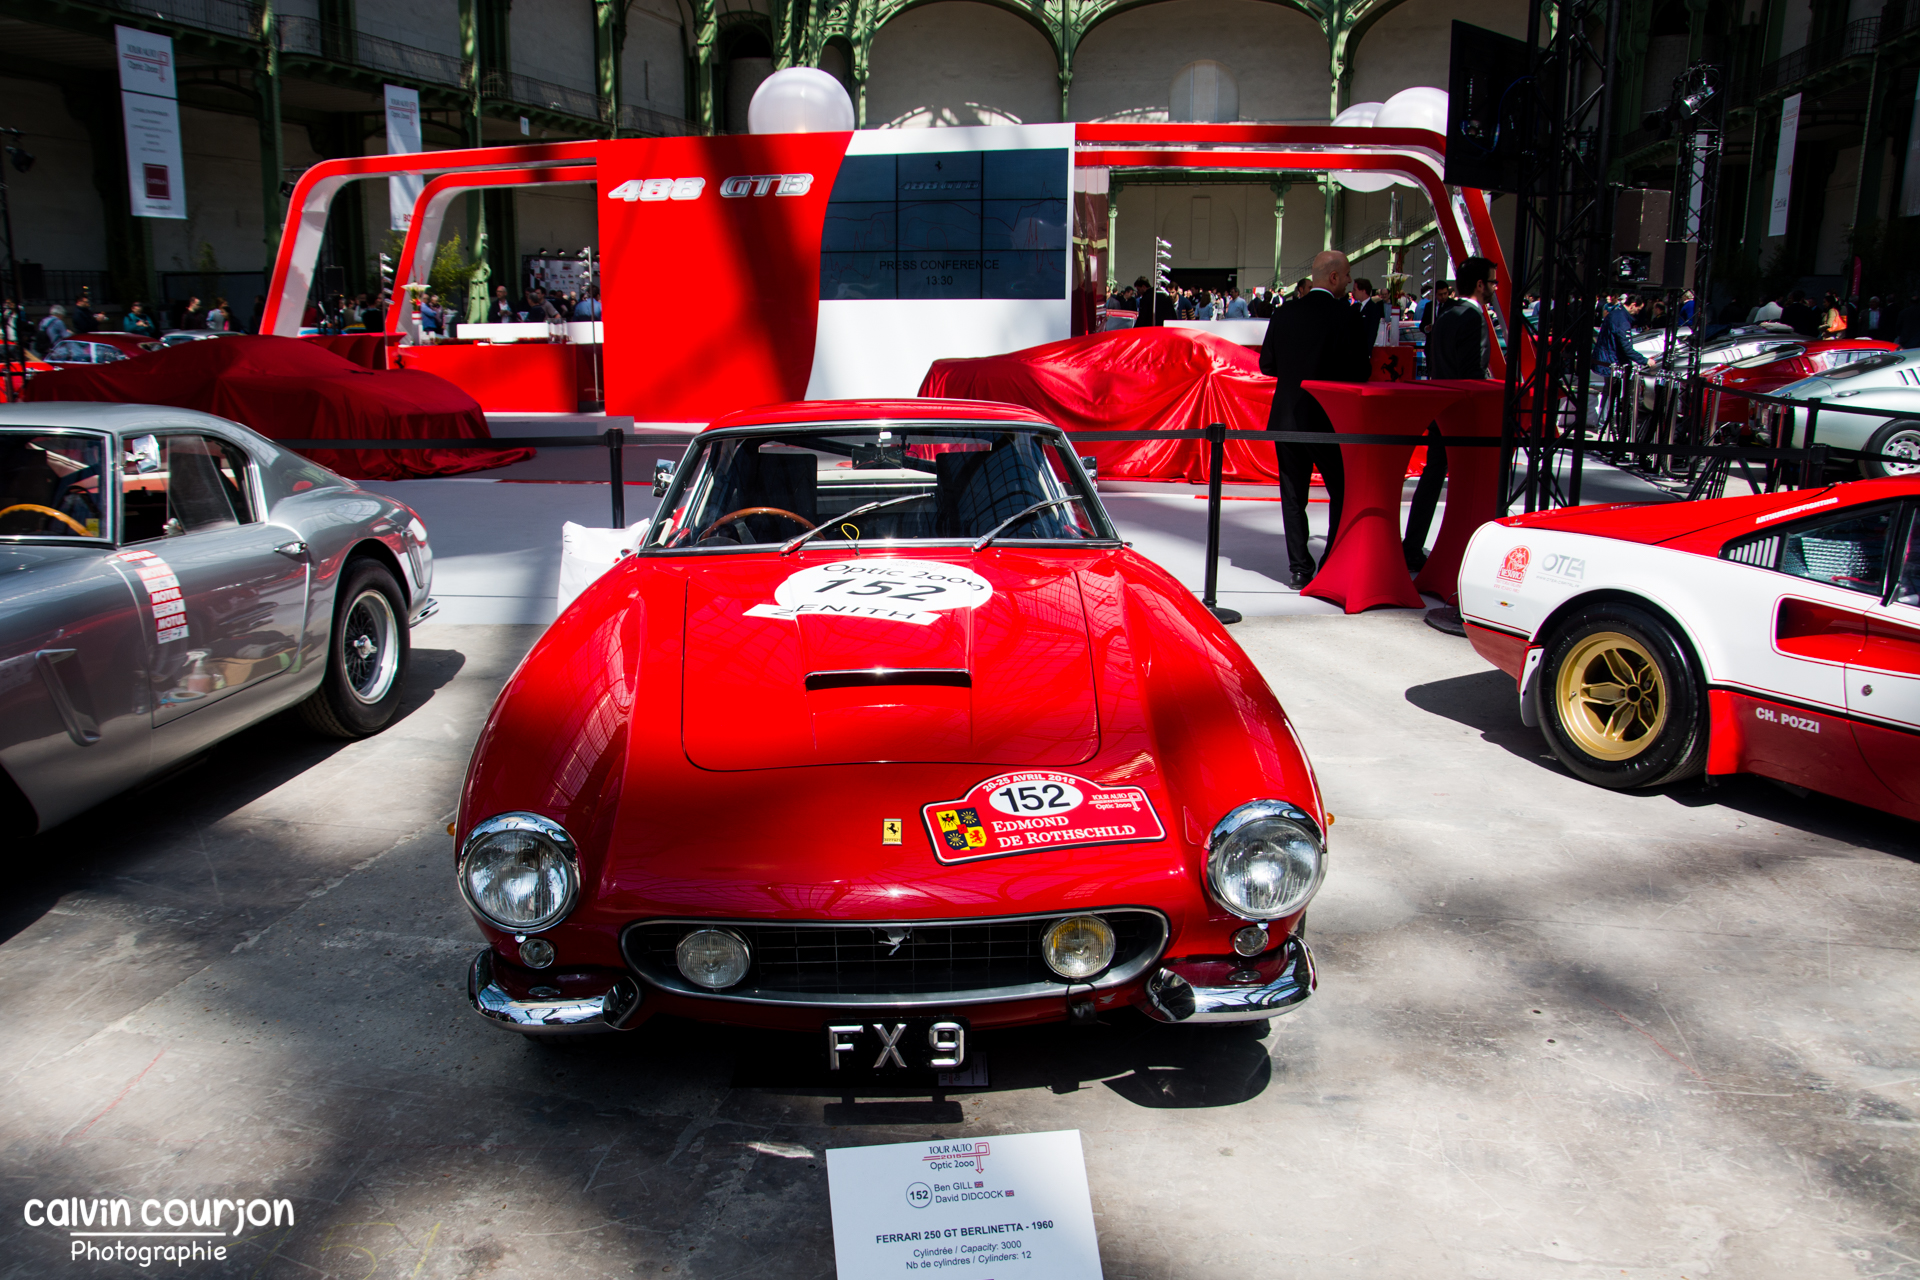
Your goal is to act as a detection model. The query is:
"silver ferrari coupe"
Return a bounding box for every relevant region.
[1,403,436,834]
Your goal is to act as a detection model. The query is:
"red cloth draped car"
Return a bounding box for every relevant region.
[24,335,529,481]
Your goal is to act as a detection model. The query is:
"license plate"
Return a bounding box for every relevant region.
[824,1017,968,1071]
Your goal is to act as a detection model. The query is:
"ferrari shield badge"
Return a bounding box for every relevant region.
[921,771,1166,865]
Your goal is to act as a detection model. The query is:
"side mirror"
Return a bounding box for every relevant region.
[652,458,676,497]
[1079,455,1098,490]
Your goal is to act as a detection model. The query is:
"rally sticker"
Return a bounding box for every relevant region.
[748,559,994,627]
[1496,545,1530,585]
[921,771,1166,865]
[117,549,190,643]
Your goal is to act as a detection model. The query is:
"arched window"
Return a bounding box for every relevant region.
[1169,61,1238,123]
[723,27,774,134]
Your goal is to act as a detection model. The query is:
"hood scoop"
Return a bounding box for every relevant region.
[681,558,1098,770]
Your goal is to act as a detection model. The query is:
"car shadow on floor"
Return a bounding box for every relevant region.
[1403,668,1557,764]
[1405,670,1919,862]
[1,647,468,946]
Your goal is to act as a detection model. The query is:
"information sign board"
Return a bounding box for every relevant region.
[826,1130,1102,1279]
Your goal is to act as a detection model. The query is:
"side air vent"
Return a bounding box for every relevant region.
[1722,534,1780,568]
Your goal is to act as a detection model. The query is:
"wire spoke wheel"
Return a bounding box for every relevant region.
[341,587,400,705]
[1555,631,1667,761]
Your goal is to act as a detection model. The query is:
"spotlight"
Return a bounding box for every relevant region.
[6,145,32,174]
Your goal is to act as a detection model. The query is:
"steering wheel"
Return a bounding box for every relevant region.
[695,506,814,543]
[0,503,90,535]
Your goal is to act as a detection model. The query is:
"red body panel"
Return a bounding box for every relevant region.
[1465,620,1529,682]
[458,402,1324,1028]
[1704,339,1896,423]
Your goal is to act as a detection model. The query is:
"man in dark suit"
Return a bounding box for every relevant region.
[1404,256,1497,570]
[1259,249,1376,588]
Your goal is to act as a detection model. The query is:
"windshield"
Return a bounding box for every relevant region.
[644,423,1112,551]
[0,431,109,539]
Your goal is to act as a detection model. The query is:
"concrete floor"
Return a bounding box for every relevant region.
[6,596,1916,1276]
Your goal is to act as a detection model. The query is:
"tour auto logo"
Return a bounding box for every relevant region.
[921,771,1165,865]
[24,1194,294,1267]
[605,173,813,202]
[1497,544,1531,585]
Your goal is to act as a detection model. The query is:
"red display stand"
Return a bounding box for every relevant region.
[1299,380,1488,613]
[1413,379,1506,604]
[397,342,598,413]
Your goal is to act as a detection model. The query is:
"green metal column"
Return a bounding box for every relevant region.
[596,0,622,135]
[460,0,489,321]
[257,0,285,277]
[694,0,718,134]
[1271,180,1291,287]
[1107,179,1121,293]
[1320,176,1335,252]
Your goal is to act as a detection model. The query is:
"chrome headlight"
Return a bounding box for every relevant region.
[1206,801,1326,921]
[459,813,578,933]
[676,928,751,990]
[1041,915,1116,979]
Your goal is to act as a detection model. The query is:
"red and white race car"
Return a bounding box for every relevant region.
[1458,479,1920,821]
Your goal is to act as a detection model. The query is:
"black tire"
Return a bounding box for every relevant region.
[298,557,410,739]
[1861,419,1920,479]
[1537,602,1705,790]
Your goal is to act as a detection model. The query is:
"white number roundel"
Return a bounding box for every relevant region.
[987,779,1085,816]
[774,560,994,612]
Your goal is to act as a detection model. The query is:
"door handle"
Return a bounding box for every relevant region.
[35,649,101,746]
[274,540,309,560]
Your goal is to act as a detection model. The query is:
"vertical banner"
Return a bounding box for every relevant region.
[116,25,185,220]
[1768,93,1801,238]
[385,85,423,230]
[1901,76,1920,217]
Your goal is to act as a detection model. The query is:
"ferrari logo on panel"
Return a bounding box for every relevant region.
[882,818,903,845]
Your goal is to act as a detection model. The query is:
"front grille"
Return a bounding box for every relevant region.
[621,909,1167,1006]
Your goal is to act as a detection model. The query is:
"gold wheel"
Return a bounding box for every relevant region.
[1553,631,1668,761]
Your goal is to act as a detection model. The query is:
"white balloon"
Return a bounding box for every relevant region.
[748,67,855,134]
[1333,101,1384,128]
[1374,85,1449,134]
[1331,100,1393,192]
[1366,87,1448,190]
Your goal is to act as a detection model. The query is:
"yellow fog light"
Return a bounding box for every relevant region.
[1042,915,1116,980]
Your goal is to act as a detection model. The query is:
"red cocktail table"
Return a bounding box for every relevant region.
[1413,379,1506,604]
[1299,380,1478,613]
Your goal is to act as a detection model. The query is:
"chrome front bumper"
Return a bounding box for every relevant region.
[467,949,643,1035]
[1142,937,1315,1024]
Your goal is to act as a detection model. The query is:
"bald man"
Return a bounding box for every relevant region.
[1258,249,1377,588]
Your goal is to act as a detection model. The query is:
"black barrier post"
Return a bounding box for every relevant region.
[605,426,626,527]
[1201,422,1242,625]
[1801,399,1822,489]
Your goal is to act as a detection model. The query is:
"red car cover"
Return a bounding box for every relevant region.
[24,335,530,481]
[919,327,1283,483]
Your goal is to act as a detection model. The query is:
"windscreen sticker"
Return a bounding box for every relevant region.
[748,560,995,627]
[116,550,189,643]
[921,771,1166,864]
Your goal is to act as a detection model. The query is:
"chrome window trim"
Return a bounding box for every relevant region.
[0,426,116,545]
[619,907,1169,1008]
[637,418,1117,556]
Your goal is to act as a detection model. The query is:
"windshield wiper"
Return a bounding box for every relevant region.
[780,493,926,555]
[971,497,1087,552]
